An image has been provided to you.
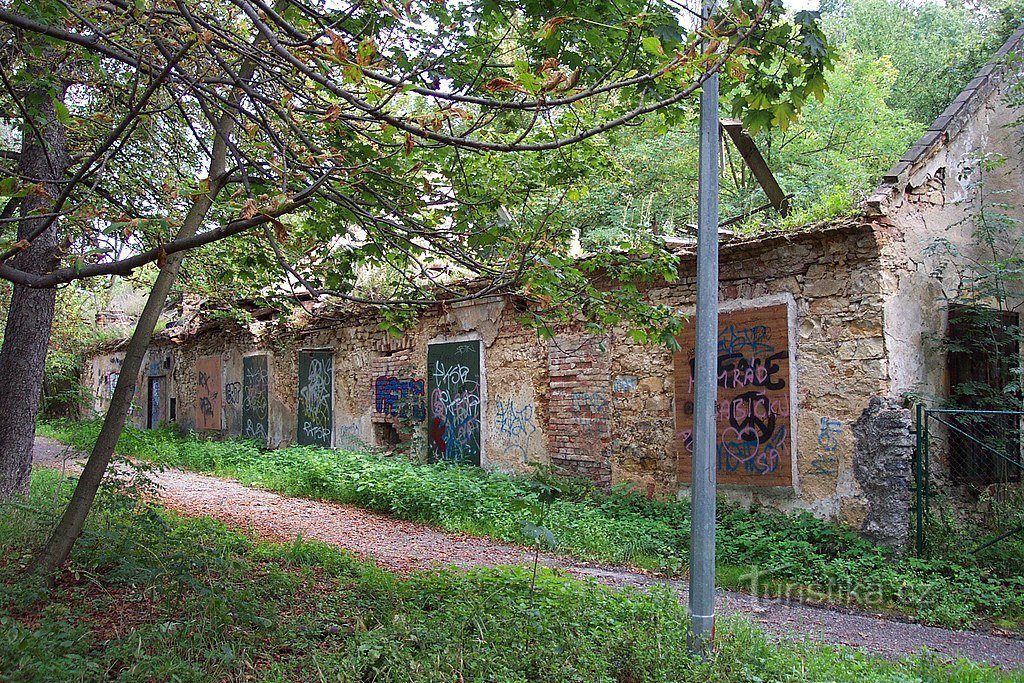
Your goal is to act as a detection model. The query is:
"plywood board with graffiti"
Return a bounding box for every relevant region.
[242,355,269,443]
[675,304,793,487]
[298,350,333,447]
[427,340,482,465]
[195,356,222,431]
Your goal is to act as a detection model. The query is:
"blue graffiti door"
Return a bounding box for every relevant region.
[427,340,482,465]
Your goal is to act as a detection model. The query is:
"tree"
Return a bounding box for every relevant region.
[0,0,831,571]
[822,0,1022,124]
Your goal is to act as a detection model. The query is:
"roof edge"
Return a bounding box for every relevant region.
[866,24,1024,214]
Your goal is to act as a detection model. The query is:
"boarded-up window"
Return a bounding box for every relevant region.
[195,356,222,431]
[298,350,333,447]
[242,355,269,443]
[675,304,793,487]
[427,340,482,465]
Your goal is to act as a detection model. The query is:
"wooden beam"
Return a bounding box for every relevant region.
[720,118,790,217]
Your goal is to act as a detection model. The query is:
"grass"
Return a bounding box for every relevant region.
[3,469,1019,682]
[38,419,1024,631]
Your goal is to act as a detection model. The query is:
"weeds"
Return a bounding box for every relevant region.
[37,419,1024,630]
[2,470,1017,682]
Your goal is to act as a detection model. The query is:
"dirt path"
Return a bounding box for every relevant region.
[32,436,1024,671]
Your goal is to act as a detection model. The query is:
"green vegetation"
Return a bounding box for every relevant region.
[2,469,1016,682]
[39,420,1024,631]
[562,0,1024,248]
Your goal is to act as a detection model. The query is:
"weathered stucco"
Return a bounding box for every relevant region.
[869,28,1024,404]
[83,221,905,539]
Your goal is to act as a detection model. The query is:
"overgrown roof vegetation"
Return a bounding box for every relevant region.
[561,0,1024,251]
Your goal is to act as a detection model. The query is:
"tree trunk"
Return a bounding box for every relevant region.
[30,250,187,573]
[0,91,68,501]
[29,11,275,574]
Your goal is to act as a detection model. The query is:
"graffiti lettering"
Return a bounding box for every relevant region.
[427,344,482,464]
[571,391,609,414]
[243,366,268,419]
[102,371,119,399]
[675,305,793,486]
[811,417,842,476]
[433,361,470,387]
[374,376,426,421]
[719,324,775,355]
[302,420,331,444]
[242,356,269,441]
[224,382,241,405]
[494,395,538,463]
[300,358,331,425]
[195,357,222,431]
[612,376,638,393]
[245,418,268,442]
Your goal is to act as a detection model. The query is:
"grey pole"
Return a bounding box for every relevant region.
[688,0,719,654]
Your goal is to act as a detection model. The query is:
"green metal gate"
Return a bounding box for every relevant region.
[914,406,1024,556]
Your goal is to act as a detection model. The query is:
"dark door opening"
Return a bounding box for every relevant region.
[946,305,1021,484]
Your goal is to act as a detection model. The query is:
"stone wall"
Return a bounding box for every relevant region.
[84,219,913,539]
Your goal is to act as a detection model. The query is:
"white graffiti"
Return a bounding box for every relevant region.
[302,420,331,444]
[300,357,331,425]
[243,364,269,419]
[245,418,268,442]
[494,395,537,463]
[433,361,470,387]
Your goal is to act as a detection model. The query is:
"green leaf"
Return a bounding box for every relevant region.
[641,36,664,57]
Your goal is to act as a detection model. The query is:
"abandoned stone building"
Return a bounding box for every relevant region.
[84,29,1024,547]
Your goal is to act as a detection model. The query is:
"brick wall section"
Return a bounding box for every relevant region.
[547,334,612,486]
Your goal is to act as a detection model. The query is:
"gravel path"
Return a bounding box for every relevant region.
[33,436,1024,671]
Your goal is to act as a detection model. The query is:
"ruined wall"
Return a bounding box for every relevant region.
[869,30,1024,403]
[609,224,891,528]
[83,223,907,535]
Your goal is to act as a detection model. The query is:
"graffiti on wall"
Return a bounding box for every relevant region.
[224,382,242,405]
[427,341,482,465]
[147,376,162,429]
[298,351,332,447]
[494,395,538,463]
[374,376,426,421]
[675,304,793,486]
[810,417,842,476]
[338,422,362,446]
[102,371,119,399]
[612,376,638,394]
[195,356,222,431]
[242,355,269,443]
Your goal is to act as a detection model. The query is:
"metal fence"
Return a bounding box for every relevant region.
[914,406,1024,557]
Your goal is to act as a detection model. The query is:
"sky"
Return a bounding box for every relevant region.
[785,0,821,10]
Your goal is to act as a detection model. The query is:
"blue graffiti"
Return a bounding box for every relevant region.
[494,395,538,463]
[571,391,609,413]
[717,427,788,475]
[810,417,842,476]
[375,376,426,421]
[718,324,776,355]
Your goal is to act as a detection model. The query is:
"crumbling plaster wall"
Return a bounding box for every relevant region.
[610,224,891,528]
[872,53,1024,403]
[83,223,901,533]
